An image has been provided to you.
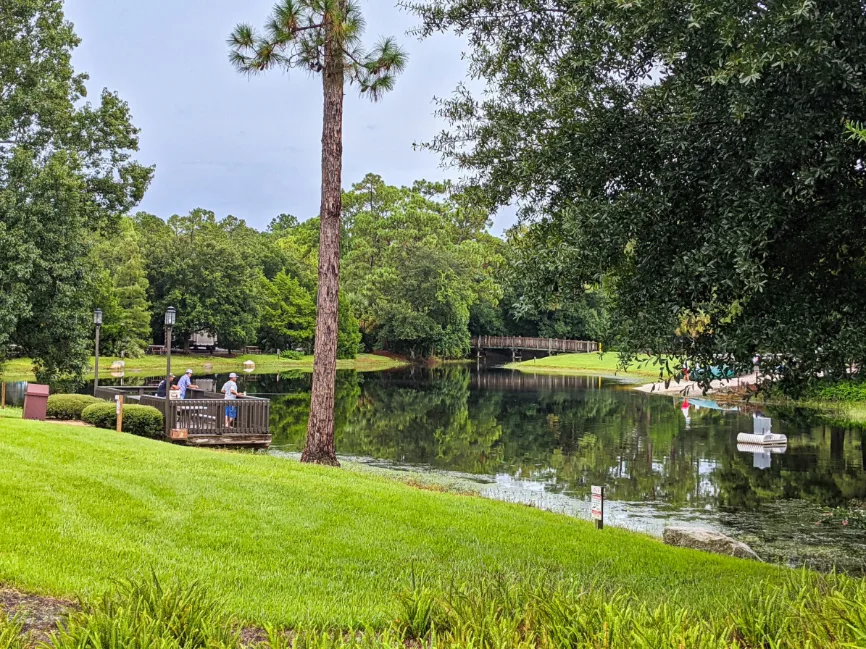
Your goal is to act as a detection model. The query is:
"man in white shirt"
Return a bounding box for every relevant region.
[221,372,240,427]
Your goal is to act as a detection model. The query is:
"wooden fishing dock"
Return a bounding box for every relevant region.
[95,386,271,448]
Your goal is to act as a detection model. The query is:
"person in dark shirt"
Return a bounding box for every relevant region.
[156,373,175,398]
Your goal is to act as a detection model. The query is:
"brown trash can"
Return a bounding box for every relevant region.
[23,384,50,421]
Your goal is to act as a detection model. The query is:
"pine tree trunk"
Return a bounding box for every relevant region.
[302,8,345,466]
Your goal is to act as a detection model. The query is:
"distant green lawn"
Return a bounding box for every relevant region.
[1,353,405,382]
[506,352,670,380]
[0,412,785,628]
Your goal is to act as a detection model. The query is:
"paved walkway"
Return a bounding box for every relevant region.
[635,372,759,395]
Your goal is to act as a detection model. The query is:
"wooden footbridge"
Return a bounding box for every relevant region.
[471,336,599,361]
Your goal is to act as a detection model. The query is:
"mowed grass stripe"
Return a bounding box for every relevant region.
[1,417,781,627]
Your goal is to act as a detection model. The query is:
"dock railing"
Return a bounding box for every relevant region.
[94,385,156,402]
[140,391,270,437]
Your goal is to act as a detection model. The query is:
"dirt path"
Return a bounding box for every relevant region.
[0,588,74,642]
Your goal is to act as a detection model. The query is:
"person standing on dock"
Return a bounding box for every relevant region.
[177,369,199,399]
[222,372,240,428]
[156,373,175,398]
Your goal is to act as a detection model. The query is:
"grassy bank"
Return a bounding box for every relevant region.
[0,413,791,630]
[738,378,866,427]
[0,353,406,382]
[505,352,667,381]
[798,380,866,425]
[761,398,866,427]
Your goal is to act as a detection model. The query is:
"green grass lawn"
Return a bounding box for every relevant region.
[505,352,671,380]
[1,353,406,382]
[0,413,788,629]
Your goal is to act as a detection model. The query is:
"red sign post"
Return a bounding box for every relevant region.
[591,485,604,529]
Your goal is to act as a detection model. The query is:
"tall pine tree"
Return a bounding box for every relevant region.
[229,0,407,465]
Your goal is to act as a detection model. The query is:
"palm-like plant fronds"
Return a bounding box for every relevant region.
[354,36,408,101]
[228,0,407,95]
[846,120,866,144]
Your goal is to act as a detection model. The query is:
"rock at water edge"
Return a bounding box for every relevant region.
[663,526,761,561]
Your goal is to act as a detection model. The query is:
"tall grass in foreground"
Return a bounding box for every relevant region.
[0,612,26,649]
[47,574,239,649]
[6,572,865,649]
[387,571,866,648]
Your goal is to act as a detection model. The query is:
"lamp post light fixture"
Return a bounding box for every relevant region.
[164,306,176,434]
[93,309,103,396]
[164,306,176,389]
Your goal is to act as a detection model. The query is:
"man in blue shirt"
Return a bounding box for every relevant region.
[177,369,199,399]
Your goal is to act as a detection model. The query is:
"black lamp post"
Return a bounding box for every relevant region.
[164,306,176,391]
[93,309,102,396]
[164,306,176,434]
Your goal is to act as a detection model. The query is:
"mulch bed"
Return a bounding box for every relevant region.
[0,588,76,643]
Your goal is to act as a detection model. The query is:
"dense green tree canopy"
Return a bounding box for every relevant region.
[0,0,152,380]
[131,207,361,358]
[136,209,266,352]
[342,174,503,358]
[406,0,866,392]
[259,271,317,354]
[91,218,151,357]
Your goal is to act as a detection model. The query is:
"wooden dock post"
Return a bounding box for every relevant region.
[115,394,124,432]
[1,382,5,409]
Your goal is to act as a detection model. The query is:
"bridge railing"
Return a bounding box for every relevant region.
[471,336,599,353]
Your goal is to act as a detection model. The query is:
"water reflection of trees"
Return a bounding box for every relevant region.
[266,366,865,510]
[714,426,866,510]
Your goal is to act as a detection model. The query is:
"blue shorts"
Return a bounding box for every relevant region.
[226,405,237,419]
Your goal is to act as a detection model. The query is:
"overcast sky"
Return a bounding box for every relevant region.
[63,0,514,235]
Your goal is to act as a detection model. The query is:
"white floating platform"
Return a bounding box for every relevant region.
[737,432,787,446]
[737,443,787,454]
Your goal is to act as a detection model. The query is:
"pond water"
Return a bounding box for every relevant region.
[10,364,866,572]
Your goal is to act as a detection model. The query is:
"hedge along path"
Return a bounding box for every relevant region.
[45,395,163,438]
[46,395,102,421]
[80,402,164,439]
[0,418,791,630]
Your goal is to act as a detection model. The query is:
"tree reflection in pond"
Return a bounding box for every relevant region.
[258,365,865,570]
[263,366,864,508]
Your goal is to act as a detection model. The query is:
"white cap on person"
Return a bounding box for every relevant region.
[185,369,193,374]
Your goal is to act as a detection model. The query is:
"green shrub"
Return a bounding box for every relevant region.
[81,403,117,429]
[81,403,164,439]
[46,394,101,420]
[810,379,866,402]
[122,405,164,439]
